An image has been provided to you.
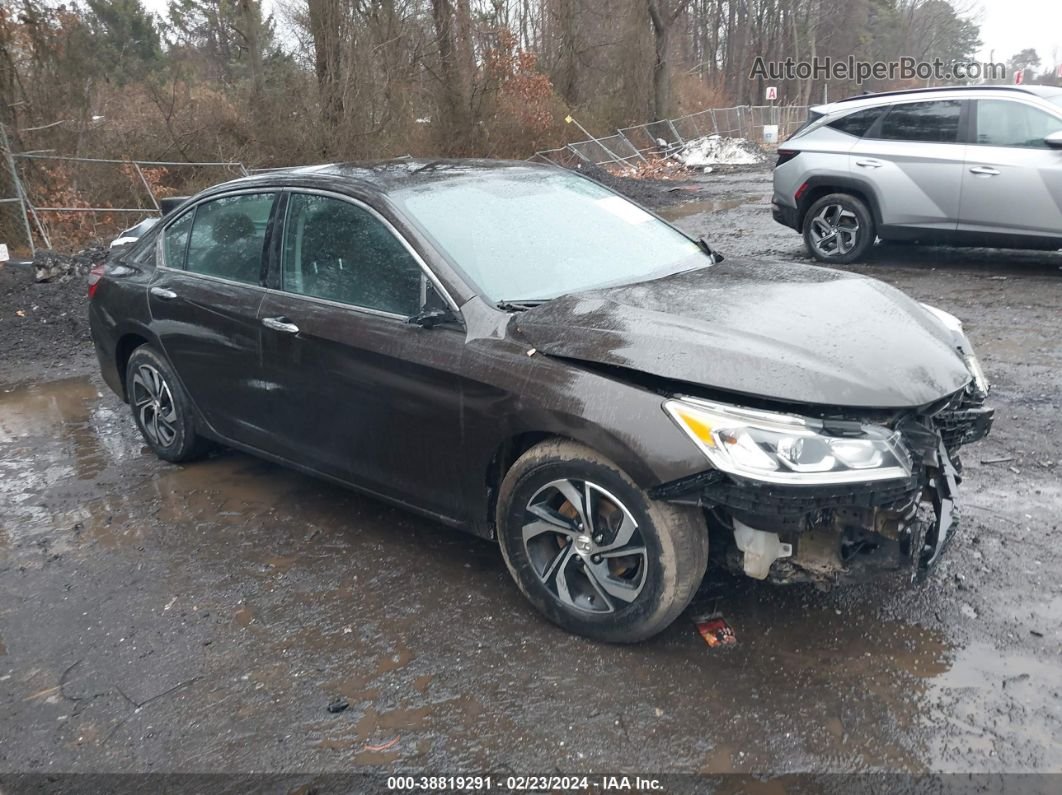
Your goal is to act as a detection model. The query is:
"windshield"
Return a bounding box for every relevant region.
[391,170,705,302]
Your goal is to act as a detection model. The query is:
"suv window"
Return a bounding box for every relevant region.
[185,193,276,284]
[975,99,1062,148]
[876,100,962,143]
[828,107,885,138]
[162,209,193,268]
[281,193,423,316]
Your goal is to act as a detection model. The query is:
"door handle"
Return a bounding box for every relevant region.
[150,286,178,300]
[969,166,1000,176]
[855,159,883,168]
[262,316,300,334]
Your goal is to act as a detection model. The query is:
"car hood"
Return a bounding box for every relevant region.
[515,259,971,409]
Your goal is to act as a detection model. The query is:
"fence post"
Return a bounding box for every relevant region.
[0,122,37,255]
[617,130,649,163]
[666,119,685,146]
[132,161,161,213]
[710,109,719,134]
[565,115,626,167]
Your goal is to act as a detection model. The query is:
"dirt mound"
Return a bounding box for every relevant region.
[33,245,108,283]
[0,260,95,383]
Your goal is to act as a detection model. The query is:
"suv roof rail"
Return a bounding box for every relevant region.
[833,85,1041,104]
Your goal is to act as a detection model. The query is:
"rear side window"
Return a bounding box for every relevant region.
[121,225,160,265]
[975,99,1062,147]
[787,110,824,140]
[828,107,885,138]
[876,100,962,143]
[185,193,276,284]
[162,209,193,269]
[281,193,423,316]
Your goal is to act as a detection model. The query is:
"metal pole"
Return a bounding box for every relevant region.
[131,161,161,213]
[666,119,685,146]
[564,115,625,166]
[0,122,36,255]
[617,130,649,163]
[25,199,51,250]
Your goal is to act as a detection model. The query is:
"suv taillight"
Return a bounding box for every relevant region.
[776,149,799,167]
[87,262,106,299]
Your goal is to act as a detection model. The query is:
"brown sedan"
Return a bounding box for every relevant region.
[89,160,992,641]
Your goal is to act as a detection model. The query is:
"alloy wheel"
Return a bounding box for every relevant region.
[809,203,861,257]
[131,363,178,447]
[521,479,647,614]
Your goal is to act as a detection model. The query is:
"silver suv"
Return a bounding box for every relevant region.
[772,85,1062,263]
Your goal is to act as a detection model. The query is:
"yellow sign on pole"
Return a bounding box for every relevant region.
[564,115,573,124]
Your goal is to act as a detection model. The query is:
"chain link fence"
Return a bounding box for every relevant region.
[4,104,809,254]
[1,124,248,256]
[533,104,810,168]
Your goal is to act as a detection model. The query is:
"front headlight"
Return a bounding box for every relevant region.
[663,398,913,485]
[921,303,989,394]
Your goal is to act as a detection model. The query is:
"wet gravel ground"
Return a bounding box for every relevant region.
[1,167,1061,783]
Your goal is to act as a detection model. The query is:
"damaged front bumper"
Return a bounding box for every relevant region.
[653,389,994,584]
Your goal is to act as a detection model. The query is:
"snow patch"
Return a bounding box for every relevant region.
[674,135,765,167]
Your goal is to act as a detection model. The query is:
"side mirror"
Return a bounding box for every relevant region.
[407,306,457,329]
[1045,131,1062,149]
[698,236,725,263]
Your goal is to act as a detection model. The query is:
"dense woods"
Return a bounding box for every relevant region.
[0,0,1057,168]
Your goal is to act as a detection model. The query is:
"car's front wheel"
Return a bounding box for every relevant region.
[803,193,874,263]
[497,439,709,643]
[125,345,211,463]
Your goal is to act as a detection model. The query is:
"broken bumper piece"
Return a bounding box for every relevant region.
[653,397,994,585]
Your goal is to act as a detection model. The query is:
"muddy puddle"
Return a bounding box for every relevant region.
[2,374,1061,773]
[656,195,756,221]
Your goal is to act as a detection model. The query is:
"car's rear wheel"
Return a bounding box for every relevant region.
[803,193,874,264]
[496,439,708,643]
[125,345,211,463]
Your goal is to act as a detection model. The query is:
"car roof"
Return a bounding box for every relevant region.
[194,158,553,201]
[811,84,1062,115]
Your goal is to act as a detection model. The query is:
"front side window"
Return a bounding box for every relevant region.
[184,193,276,284]
[876,100,962,143]
[975,100,1062,148]
[391,170,705,303]
[281,193,423,316]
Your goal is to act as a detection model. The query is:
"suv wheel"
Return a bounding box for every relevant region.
[496,439,709,643]
[125,346,211,463]
[803,193,874,264]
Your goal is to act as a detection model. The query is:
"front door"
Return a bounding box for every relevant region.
[849,99,967,232]
[256,191,471,520]
[958,98,1062,240]
[148,191,278,448]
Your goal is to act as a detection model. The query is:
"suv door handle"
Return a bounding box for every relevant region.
[150,286,178,300]
[969,166,1000,176]
[262,316,300,334]
[855,159,883,168]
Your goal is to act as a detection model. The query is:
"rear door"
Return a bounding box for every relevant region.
[148,191,279,448]
[958,98,1062,239]
[256,190,471,520]
[849,99,967,231]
